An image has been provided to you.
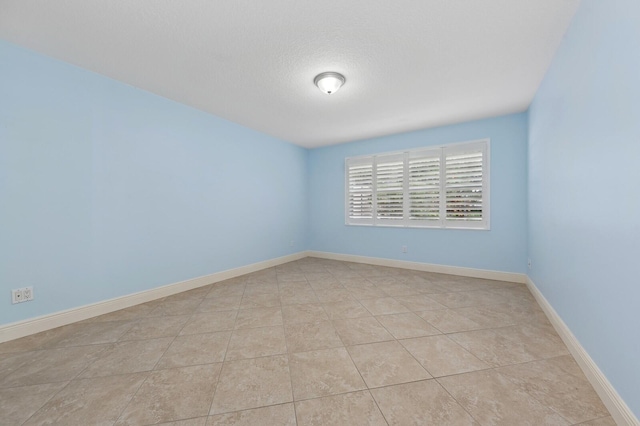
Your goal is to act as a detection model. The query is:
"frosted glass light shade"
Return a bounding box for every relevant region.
[314,72,345,94]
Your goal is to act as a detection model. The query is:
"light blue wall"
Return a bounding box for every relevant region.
[0,41,308,325]
[308,113,528,273]
[528,0,640,416]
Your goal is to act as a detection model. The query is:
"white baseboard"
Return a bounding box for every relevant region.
[308,251,527,284]
[0,251,307,344]
[526,277,638,426]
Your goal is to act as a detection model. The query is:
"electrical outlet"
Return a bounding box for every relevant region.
[23,286,34,301]
[401,245,408,253]
[11,287,34,304]
[527,258,532,269]
[11,289,23,304]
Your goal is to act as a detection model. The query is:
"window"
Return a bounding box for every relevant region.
[345,139,490,229]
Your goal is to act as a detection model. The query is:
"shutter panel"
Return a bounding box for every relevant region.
[445,147,484,224]
[408,150,441,224]
[346,158,374,224]
[345,139,489,230]
[375,154,404,223]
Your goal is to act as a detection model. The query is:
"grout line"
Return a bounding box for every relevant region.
[15,379,75,425]
[276,266,300,425]
[114,292,212,424]
[209,276,247,417]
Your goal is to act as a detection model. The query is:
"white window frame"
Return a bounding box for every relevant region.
[345,139,490,230]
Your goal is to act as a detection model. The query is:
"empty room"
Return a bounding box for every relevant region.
[0,1,638,425]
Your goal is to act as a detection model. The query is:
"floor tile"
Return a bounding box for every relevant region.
[308,280,344,292]
[197,296,242,312]
[332,317,394,345]
[196,295,242,312]
[448,328,539,367]
[417,309,483,333]
[206,403,296,425]
[225,326,286,360]
[80,337,173,377]
[496,355,610,424]
[210,355,292,414]
[0,351,36,382]
[25,373,147,426]
[295,390,387,426]
[279,289,320,305]
[282,303,329,325]
[156,332,231,368]
[243,282,279,296]
[377,284,420,297]
[0,345,107,387]
[44,321,136,348]
[400,335,489,377]
[278,281,313,293]
[498,324,569,359]
[120,315,191,341]
[322,300,371,320]
[149,298,203,316]
[431,279,484,293]
[0,259,611,425]
[394,294,447,311]
[206,285,245,299]
[159,416,208,425]
[438,369,569,425]
[375,312,441,339]
[234,307,283,329]
[347,341,431,387]
[453,305,525,328]
[179,311,237,335]
[289,347,366,400]
[116,364,221,425]
[427,290,508,309]
[276,272,307,282]
[240,292,280,309]
[575,417,617,426]
[0,327,71,354]
[0,382,67,425]
[359,297,410,315]
[370,379,477,425]
[349,286,391,300]
[284,321,343,353]
[314,288,356,303]
[406,280,449,294]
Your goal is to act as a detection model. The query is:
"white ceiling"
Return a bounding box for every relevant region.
[0,1,580,148]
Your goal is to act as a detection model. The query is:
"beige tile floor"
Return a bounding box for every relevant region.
[0,258,615,425]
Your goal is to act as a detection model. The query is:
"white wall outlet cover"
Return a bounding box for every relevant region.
[23,287,34,301]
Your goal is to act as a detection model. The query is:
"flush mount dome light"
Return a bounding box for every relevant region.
[314,72,345,94]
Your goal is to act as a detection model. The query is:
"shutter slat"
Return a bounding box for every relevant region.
[445,150,483,222]
[376,157,404,219]
[408,154,440,221]
[347,160,373,220]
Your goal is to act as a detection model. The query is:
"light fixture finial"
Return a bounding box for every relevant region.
[314,72,345,94]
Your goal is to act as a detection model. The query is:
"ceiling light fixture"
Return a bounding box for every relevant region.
[314,72,345,94]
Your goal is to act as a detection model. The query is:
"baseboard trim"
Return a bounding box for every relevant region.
[308,251,527,284]
[0,251,308,344]
[526,277,638,426]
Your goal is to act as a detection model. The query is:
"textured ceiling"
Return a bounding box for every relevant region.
[0,1,580,148]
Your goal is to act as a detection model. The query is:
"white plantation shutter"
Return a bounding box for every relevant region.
[408,151,441,224]
[345,139,489,229]
[346,157,374,225]
[443,141,488,228]
[375,154,405,224]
